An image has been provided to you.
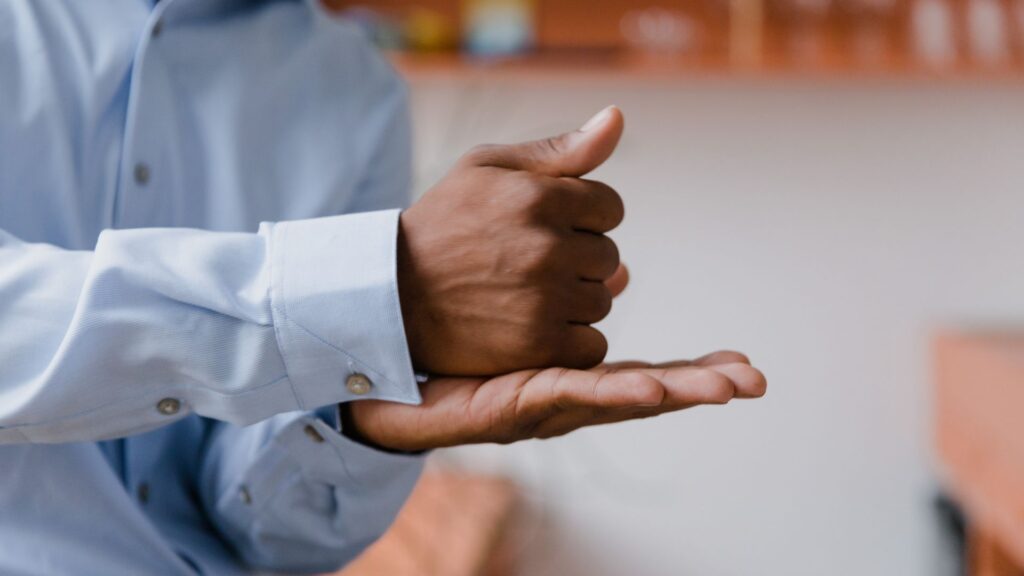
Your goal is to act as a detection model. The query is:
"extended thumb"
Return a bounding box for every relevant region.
[481,106,624,178]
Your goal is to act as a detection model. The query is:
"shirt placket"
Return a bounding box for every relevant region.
[114,1,175,230]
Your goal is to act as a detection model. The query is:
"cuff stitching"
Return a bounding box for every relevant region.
[268,222,307,410]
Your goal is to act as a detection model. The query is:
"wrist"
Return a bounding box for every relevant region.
[396,211,427,371]
[338,402,426,455]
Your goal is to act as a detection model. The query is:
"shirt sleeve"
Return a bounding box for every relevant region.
[190,44,427,572]
[197,409,424,573]
[0,211,421,444]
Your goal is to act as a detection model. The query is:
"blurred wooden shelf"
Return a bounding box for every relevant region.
[390,50,1024,84]
[325,0,1024,84]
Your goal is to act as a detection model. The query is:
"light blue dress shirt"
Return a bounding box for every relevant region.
[0,0,426,573]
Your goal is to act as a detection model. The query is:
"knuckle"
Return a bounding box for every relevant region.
[513,173,552,213]
[520,231,562,274]
[575,283,612,322]
[600,236,621,271]
[571,328,607,369]
[463,143,502,166]
[749,368,768,397]
[515,303,558,349]
[717,350,751,365]
[606,187,625,227]
[516,330,562,370]
[582,236,619,279]
[588,332,610,366]
[592,288,613,320]
[585,180,625,229]
[535,135,568,159]
[699,369,734,404]
[528,299,555,329]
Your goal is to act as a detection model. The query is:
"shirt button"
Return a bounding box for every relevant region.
[134,162,150,186]
[156,398,180,416]
[239,486,252,505]
[303,424,325,444]
[137,483,150,504]
[151,19,164,38]
[345,373,372,395]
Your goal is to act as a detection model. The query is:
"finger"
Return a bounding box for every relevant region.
[649,352,751,369]
[567,281,613,325]
[464,106,624,178]
[514,368,665,425]
[606,263,630,298]
[557,178,625,234]
[513,362,764,442]
[523,367,736,439]
[610,359,763,399]
[552,365,735,410]
[638,362,763,398]
[559,325,608,369]
[554,369,665,409]
[693,350,751,366]
[607,350,752,371]
[568,232,620,281]
[652,366,736,406]
[705,362,767,399]
[604,360,656,370]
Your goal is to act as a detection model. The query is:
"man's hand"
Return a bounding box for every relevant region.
[346,351,766,453]
[398,106,626,376]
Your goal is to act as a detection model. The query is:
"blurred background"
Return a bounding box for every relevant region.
[325,2,1024,576]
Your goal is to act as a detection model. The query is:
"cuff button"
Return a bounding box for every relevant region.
[345,373,373,395]
[156,398,181,416]
[303,424,325,443]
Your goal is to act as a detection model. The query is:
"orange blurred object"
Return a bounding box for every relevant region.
[333,471,520,576]
[935,330,1024,576]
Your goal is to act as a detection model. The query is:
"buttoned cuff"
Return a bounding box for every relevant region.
[266,210,421,410]
[214,414,425,559]
[224,415,425,510]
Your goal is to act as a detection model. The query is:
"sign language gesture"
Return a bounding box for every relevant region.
[398,106,629,376]
[369,107,767,451]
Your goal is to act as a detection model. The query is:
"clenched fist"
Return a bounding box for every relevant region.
[399,106,627,376]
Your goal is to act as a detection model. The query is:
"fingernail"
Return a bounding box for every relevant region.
[579,105,616,132]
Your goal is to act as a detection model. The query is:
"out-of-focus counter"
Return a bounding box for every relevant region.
[334,471,518,576]
[936,331,1024,575]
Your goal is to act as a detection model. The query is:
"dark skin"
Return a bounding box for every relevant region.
[347,107,767,452]
[397,106,627,375]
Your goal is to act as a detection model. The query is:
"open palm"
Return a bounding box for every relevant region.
[348,350,766,453]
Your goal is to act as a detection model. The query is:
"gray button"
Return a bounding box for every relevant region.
[239,486,252,505]
[134,163,150,185]
[137,482,150,504]
[345,373,372,395]
[151,19,164,38]
[303,424,325,444]
[156,398,180,416]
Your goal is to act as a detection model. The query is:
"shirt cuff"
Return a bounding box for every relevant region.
[213,414,425,564]
[266,209,421,410]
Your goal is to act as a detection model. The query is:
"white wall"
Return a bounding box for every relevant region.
[406,75,1024,576]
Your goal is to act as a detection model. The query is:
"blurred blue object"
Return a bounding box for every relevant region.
[342,6,407,50]
[464,0,535,57]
